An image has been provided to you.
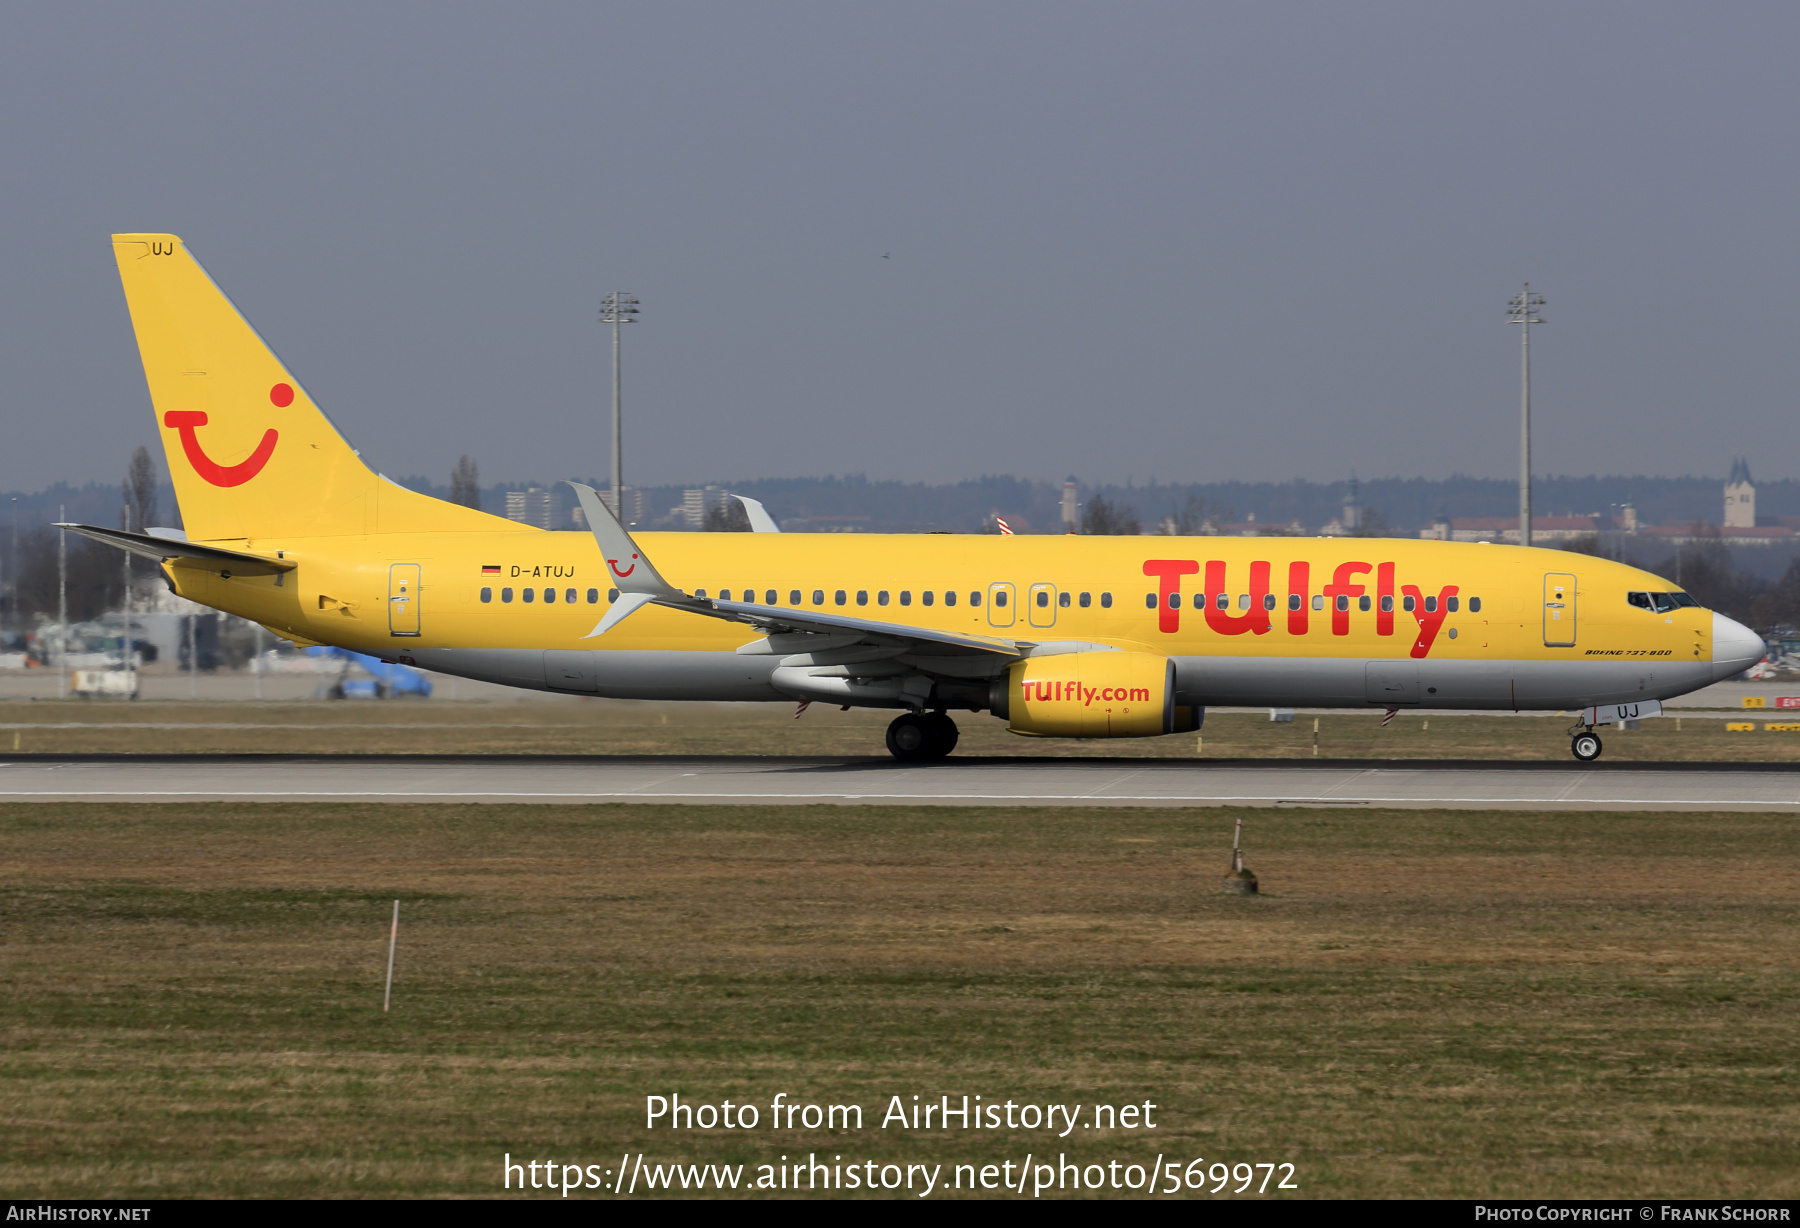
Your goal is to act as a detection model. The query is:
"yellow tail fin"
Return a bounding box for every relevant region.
[112,233,507,542]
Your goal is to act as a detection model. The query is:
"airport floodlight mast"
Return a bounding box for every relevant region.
[1507,284,1545,548]
[598,292,640,517]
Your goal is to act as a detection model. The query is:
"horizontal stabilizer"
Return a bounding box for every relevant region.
[55,523,295,576]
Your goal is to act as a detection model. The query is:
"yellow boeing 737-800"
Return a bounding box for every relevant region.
[64,234,1764,762]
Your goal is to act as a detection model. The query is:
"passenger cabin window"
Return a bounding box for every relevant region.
[766,590,778,604]
[1403,595,1415,612]
[945,591,957,607]
[544,588,556,603]
[565,589,576,604]
[1263,594,1276,611]
[1170,593,1183,609]
[1447,596,1458,612]
[994,591,1007,607]
[480,587,493,603]
[1358,596,1371,612]
[900,591,912,606]
[1238,594,1251,609]
[587,589,600,604]
[1380,595,1393,612]
[718,590,730,601]
[607,588,618,602]
[1335,595,1348,612]
[1059,592,1071,608]
[1424,595,1437,613]
[1288,594,1300,610]
[1145,593,1156,609]
[1469,596,1482,612]
[690,590,701,600]
[1313,594,1325,611]
[1080,592,1092,608]
[834,590,846,605]
[922,591,934,606]
[878,591,889,606]
[856,590,868,605]
[812,590,825,606]
[503,587,515,602]
[970,592,981,606]
[1036,591,1049,607]
[1214,593,1227,610]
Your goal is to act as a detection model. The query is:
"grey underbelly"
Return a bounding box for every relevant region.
[405,648,787,701]
[1172,656,1715,711]
[403,647,1714,713]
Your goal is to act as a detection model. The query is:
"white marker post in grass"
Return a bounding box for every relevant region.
[383,900,399,1012]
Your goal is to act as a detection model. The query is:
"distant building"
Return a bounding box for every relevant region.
[504,486,557,529]
[1725,457,1755,529]
[594,486,646,526]
[1061,479,1079,533]
[672,486,725,529]
[1341,477,1360,532]
[1440,515,1598,544]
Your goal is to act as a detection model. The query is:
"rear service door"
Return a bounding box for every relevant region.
[1543,572,1576,647]
[389,564,421,637]
[987,582,1016,628]
[1028,583,1058,629]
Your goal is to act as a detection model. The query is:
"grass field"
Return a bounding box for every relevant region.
[2,698,1799,762]
[3,800,1796,1199]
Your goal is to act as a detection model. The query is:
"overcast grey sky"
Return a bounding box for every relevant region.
[2,3,1796,491]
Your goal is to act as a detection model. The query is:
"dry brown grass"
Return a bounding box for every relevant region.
[2,800,1796,1198]
[1,699,1798,762]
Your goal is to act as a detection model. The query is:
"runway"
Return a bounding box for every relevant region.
[0,753,1794,809]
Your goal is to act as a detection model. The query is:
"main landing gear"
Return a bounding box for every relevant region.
[1570,727,1603,762]
[886,711,959,762]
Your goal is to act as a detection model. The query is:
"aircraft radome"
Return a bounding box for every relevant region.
[65,234,1765,762]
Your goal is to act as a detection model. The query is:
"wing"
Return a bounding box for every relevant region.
[563,482,1045,708]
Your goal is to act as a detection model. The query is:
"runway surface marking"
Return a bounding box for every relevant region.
[0,756,1794,809]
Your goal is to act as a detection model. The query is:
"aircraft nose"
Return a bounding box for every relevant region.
[1711,611,1766,681]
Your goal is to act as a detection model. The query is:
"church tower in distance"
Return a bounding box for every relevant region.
[1725,457,1756,529]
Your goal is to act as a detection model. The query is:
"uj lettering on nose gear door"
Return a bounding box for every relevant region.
[389,564,421,637]
[1543,572,1576,648]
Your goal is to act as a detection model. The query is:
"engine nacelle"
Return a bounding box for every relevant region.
[991,651,1201,738]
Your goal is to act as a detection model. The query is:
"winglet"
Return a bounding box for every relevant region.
[567,482,683,637]
[567,482,680,597]
[732,494,781,533]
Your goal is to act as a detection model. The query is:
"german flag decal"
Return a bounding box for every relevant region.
[481,564,501,575]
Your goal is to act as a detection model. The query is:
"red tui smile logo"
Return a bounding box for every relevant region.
[608,553,639,578]
[162,383,287,487]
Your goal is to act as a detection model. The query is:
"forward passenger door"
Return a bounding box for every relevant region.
[1543,573,1576,647]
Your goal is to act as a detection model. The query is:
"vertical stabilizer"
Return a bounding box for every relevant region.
[111,234,505,541]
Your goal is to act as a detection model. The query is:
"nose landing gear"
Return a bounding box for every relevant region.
[1570,728,1603,762]
[886,711,959,761]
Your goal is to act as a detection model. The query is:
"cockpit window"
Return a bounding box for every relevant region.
[1627,591,1653,611]
[1669,592,1699,608]
[1650,592,1677,613]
